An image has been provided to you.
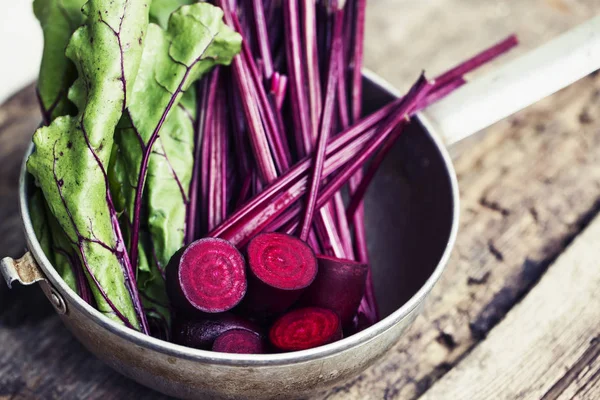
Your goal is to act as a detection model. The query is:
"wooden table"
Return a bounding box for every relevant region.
[1,1,599,399]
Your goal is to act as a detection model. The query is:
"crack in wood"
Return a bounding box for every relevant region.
[487,241,504,262]
[479,196,511,217]
[467,271,491,285]
[540,337,600,400]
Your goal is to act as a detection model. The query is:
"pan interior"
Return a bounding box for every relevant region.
[362,78,455,318]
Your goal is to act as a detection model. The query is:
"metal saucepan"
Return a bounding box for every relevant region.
[2,15,599,400]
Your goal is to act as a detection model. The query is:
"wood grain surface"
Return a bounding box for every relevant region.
[0,1,599,399]
[417,213,600,400]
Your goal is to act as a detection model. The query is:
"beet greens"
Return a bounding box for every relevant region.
[33,0,86,124]
[28,0,151,332]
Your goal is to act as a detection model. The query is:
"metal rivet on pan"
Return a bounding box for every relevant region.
[50,288,67,315]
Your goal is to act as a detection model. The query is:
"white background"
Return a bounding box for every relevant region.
[0,2,43,104]
[0,0,596,105]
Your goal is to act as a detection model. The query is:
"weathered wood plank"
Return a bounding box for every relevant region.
[318,73,600,399]
[365,0,598,93]
[548,338,600,400]
[415,214,600,400]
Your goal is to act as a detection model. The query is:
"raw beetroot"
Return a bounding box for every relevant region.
[241,232,318,316]
[212,329,265,354]
[166,238,247,314]
[173,313,260,350]
[269,307,342,352]
[299,255,368,327]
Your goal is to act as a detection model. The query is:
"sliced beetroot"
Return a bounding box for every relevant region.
[166,238,247,314]
[242,232,318,316]
[173,313,260,350]
[247,232,317,289]
[299,255,368,327]
[269,307,342,352]
[212,329,265,354]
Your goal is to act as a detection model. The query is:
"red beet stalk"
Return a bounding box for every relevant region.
[206,84,229,231]
[269,307,342,351]
[283,0,313,157]
[299,255,368,327]
[342,38,519,220]
[187,75,211,244]
[435,34,518,89]
[212,329,266,354]
[302,0,323,137]
[299,8,344,241]
[209,31,520,247]
[214,74,433,246]
[241,232,318,316]
[166,238,247,314]
[251,0,274,80]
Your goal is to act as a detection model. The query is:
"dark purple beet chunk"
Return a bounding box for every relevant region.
[299,255,367,327]
[212,329,265,354]
[173,313,260,350]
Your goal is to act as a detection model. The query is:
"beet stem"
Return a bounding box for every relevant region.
[209,101,399,241]
[220,0,279,184]
[210,33,517,245]
[350,0,366,123]
[435,35,518,89]
[207,82,228,231]
[345,122,407,221]
[215,75,432,246]
[284,0,313,156]
[130,62,197,275]
[186,78,210,244]
[197,71,220,235]
[345,76,468,223]
[299,8,344,241]
[251,0,274,80]
[302,0,323,136]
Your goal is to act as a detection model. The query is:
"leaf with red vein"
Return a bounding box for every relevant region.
[116,4,240,275]
[28,0,150,332]
[33,0,86,123]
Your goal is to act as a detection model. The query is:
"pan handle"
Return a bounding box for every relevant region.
[419,14,600,147]
[1,252,67,315]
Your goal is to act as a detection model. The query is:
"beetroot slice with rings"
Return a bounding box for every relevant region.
[269,307,342,351]
[166,238,247,313]
[247,232,317,290]
[212,329,265,354]
[242,233,318,316]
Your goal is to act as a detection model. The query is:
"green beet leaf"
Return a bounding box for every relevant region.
[138,231,172,340]
[149,0,194,28]
[31,189,93,302]
[29,189,54,265]
[28,0,150,332]
[33,0,86,123]
[111,3,241,276]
